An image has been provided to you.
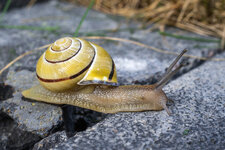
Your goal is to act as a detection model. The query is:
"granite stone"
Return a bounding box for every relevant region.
[0,0,224,149]
[0,70,63,137]
[52,53,225,150]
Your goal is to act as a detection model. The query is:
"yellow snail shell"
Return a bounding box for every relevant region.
[36,37,118,92]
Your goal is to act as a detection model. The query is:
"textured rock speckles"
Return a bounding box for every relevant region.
[0,112,41,150]
[52,54,225,150]
[33,131,67,150]
[0,0,224,149]
[0,70,63,137]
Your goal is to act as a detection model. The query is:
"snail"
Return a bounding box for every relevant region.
[22,37,187,115]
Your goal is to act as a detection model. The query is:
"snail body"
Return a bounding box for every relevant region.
[22,37,187,115]
[23,84,165,113]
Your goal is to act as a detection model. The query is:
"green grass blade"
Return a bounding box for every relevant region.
[0,24,60,32]
[0,0,12,24]
[73,0,95,37]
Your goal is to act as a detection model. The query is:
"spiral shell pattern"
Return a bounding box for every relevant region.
[36,37,118,92]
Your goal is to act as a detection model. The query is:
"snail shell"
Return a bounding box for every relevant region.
[36,37,118,92]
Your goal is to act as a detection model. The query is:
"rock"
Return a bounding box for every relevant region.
[33,131,67,150]
[0,83,14,100]
[61,105,107,137]
[0,0,224,149]
[0,112,41,150]
[52,53,225,150]
[0,70,63,137]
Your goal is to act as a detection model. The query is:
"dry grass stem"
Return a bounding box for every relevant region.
[71,0,225,48]
[0,44,50,75]
[26,0,37,8]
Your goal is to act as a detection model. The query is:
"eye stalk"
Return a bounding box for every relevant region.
[155,49,187,90]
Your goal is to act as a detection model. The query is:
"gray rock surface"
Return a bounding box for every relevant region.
[0,70,62,137]
[33,131,67,150]
[0,0,224,150]
[0,112,41,150]
[52,53,225,150]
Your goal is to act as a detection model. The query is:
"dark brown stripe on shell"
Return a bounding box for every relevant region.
[37,49,96,83]
[108,59,115,80]
[46,41,82,63]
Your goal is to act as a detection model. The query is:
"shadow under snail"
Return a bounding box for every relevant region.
[22,37,187,115]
